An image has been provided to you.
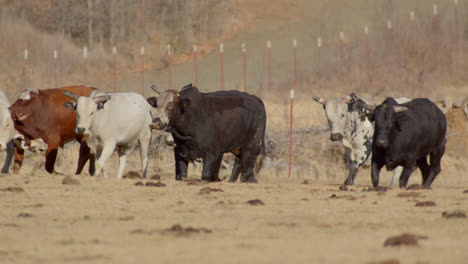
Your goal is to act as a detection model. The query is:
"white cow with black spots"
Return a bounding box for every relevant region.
[314,93,407,187]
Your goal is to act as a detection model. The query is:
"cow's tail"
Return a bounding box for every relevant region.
[254,129,267,175]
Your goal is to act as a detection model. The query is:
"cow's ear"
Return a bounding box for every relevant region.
[93,95,111,110]
[64,102,76,111]
[313,96,326,105]
[181,98,191,109]
[395,113,409,130]
[147,96,158,108]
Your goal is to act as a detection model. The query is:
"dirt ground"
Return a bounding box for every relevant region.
[0,101,467,264]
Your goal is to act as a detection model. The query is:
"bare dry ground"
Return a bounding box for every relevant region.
[0,100,467,264]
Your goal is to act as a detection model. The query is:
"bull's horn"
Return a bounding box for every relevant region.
[93,95,111,104]
[313,96,326,105]
[364,104,376,111]
[151,84,161,94]
[63,91,80,101]
[394,105,408,113]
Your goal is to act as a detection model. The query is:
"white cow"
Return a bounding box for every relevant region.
[0,89,47,173]
[64,90,152,179]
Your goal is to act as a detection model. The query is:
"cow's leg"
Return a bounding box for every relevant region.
[44,139,60,174]
[13,144,24,173]
[390,166,403,188]
[229,156,242,182]
[371,159,384,187]
[211,154,223,182]
[344,161,358,185]
[1,140,15,174]
[138,129,151,179]
[76,141,95,175]
[174,147,188,180]
[398,163,417,188]
[240,151,257,183]
[201,152,218,181]
[95,143,115,178]
[116,145,128,179]
[424,143,445,188]
[416,158,430,184]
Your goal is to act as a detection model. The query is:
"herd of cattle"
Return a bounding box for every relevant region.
[0,84,448,188]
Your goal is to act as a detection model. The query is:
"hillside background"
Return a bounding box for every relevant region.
[0,0,467,101]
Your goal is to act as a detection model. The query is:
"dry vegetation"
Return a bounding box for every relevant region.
[1,1,468,263]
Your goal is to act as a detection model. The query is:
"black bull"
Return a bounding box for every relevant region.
[149,84,266,182]
[367,98,447,188]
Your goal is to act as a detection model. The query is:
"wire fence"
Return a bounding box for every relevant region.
[5,1,468,181]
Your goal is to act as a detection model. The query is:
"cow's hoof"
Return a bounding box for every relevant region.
[211,178,222,182]
[247,177,258,183]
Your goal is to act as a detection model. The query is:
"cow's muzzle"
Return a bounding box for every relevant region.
[152,117,167,130]
[376,139,388,148]
[330,133,343,141]
[76,127,86,135]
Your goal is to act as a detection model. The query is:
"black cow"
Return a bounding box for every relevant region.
[366,97,447,188]
[150,84,266,183]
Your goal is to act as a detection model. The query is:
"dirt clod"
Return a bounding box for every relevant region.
[415,201,436,207]
[362,186,387,192]
[122,171,141,179]
[339,185,348,191]
[463,190,468,194]
[383,233,428,247]
[118,216,134,221]
[17,213,32,218]
[247,199,264,205]
[396,192,421,198]
[0,187,24,192]
[442,211,467,219]
[164,224,212,235]
[329,194,358,200]
[146,181,166,187]
[150,174,161,180]
[198,187,224,195]
[301,180,309,184]
[135,181,165,187]
[62,176,81,185]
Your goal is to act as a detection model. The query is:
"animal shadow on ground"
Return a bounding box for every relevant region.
[383,233,428,247]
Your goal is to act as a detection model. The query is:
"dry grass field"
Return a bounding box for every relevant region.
[1,1,468,263]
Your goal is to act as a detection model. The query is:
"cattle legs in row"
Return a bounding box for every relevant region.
[174,146,188,180]
[423,142,445,188]
[76,140,95,175]
[229,152,258,183]
[201,153,222,182]
[344,161,359,186]
[1,141,15,174]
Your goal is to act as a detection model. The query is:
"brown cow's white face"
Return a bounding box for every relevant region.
[152,91,177,130]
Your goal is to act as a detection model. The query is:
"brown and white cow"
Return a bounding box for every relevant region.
[8,86,96,174]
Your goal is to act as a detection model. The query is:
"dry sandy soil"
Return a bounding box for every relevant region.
[0,102,467,264]
[1,1,468,263]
